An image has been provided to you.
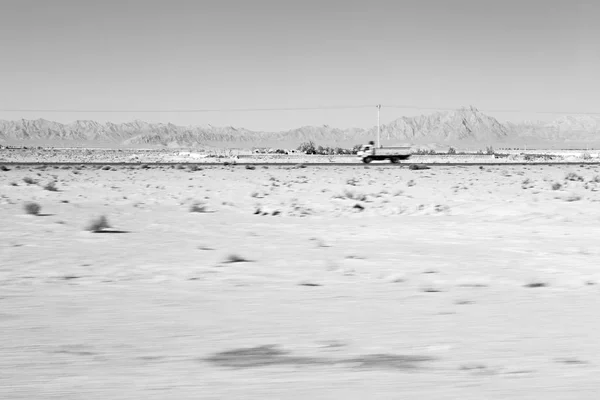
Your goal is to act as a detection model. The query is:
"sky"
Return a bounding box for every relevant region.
[1,0,599,131]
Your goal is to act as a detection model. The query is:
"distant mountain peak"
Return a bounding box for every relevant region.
[1,107,600,148]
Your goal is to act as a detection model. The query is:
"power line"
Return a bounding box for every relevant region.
[384,105,600,116]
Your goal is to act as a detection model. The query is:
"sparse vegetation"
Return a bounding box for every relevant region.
[43,181,58,192]
[524,281,548,288]
[296,141,360,155]
[85,215,111,232]
[342,189,367,201]
[23,201,41,215]
[414,148,437,155]
[565,172,584,181]
[189,202,207,213]
[552,182,562,190]
[225,253,250,263]
[23,177,37,185]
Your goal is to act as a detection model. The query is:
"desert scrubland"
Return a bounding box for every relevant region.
[2,162,600,399]
[2,146,600,164]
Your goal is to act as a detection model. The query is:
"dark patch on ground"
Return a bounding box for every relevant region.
[204,344,437,371]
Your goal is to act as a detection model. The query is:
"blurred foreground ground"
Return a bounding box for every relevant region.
[1,164,600,399]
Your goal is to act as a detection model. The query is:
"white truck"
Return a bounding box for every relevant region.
[357,141,412,163]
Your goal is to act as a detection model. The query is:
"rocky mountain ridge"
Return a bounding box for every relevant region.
[1,106,599,148]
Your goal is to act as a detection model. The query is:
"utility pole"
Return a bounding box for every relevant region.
[376,104,381,148]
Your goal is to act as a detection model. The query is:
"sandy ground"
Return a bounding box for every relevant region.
[2,163,600,399]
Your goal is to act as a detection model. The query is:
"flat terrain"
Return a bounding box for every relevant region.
[2,163,600,399]
[2,146,599,164]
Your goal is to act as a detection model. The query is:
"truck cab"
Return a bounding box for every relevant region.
[357,143,375,158]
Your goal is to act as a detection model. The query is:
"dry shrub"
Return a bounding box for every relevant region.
[225,254,250,263]
[245,165,256,170]
[189,202,207,213]
[343,189,367,201]
[524,281,548,288]
[85,215,111,232]
[564,194,581,202]
[23,202,41,215]
[565,172,583,181]
[43,181,58,192]
[23,177,37,185]
[551,182,562,190]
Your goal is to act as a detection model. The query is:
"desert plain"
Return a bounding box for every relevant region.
[2,161,600,399]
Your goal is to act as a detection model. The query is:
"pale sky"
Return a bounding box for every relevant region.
[1,0,599,131]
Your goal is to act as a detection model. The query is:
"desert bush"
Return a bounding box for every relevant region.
[414,148,437,155]
[85,215,111,232]
[565,172,584,181]
[245,165,256,170]
[0,165,10,171]
[189,202,207,213]
[351,144,363,154]
[582,152,591,160]
[485,146,495,155]
[343,189,367,201]
[551,182,562,190]
[23,177,37,185]
[225,253,250,263]
[43,181,58,192]
[447,147,457,155]
[23,201,41,215]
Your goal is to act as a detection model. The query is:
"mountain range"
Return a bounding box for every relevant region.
[1,106,599,149]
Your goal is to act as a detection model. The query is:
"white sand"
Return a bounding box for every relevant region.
[1,164,600,399]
